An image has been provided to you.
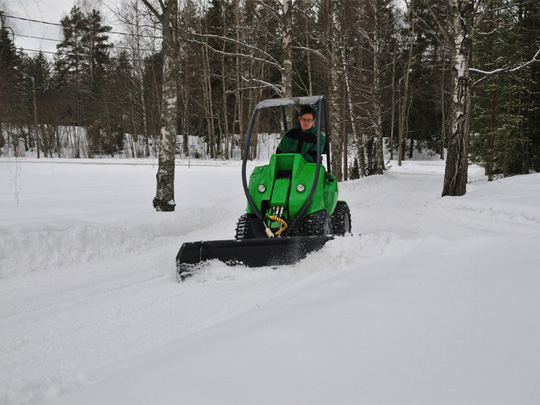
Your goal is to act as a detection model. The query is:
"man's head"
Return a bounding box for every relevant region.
[298,105,316,132]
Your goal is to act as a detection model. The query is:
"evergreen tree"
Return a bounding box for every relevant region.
[0,18,21,151]
[1,18,21,102]
[348,157,360,180]
[25,52,54,156]
[54,6,113,155]
[406,0,451,156]
[470,0,540,177]
[0,18,18,69]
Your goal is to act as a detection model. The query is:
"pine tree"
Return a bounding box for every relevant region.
[25,52,53,156]
[1,19,20,120]
[406,0,451,156]
[348,157,360,180]
[0,18,21,152]
[54,6,112,133]
[0,19,18,69]
[470,0,540,177]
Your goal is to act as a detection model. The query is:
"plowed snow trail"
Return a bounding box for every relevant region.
[1,159,539,404]
[0,160,294,403]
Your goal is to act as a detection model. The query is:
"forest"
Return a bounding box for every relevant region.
[1,0,539,185]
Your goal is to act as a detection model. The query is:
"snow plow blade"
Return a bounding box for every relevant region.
[176,235,333,280]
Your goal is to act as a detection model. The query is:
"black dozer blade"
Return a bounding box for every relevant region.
[176,235,333,280]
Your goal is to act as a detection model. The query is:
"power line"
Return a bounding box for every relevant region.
[16,32,156,52]
[16,33,60,42]
[20,48,57,55]
[4,14,162,40]
[21,47,159,63]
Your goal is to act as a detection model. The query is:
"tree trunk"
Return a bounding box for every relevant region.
[306,31,313,96]
[488,88,496,180]
[342,47,358,179]
[440,42,447,160]
[442,0,473,197]
[281,0,293,99]
[181,81,189,157]
[503,84,512,177]
[150,0,178,211]
[390,45,397,161]
[202,38,215,158]
[221,23,229,159]
[399,0,414,166]
[234,0,244,160]
[330,0,343,181]
[341,81,348,181]
[372,1,385,175]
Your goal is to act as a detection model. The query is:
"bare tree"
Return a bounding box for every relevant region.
[116,0,156,157]
[370,0,386,174]
[442,0,494,197]
[329,0,343,181]
[141,0,179,211]
[281,0,293,99]
[399,0,414,167]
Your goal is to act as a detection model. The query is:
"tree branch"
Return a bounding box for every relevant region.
[292,45,327,61]
[256,0,281,22]
[470,0,495,40]
[185,29,281,67]
[184,36,284,72]
[140,0,162,21]
[242,76,283,95]
[471,48,540,86]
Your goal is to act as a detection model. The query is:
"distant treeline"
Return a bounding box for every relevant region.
[1,0,539,180]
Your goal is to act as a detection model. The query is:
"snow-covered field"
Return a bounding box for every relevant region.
[1,157,539,404]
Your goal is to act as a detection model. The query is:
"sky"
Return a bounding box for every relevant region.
[4,0,120,57]
[5,0,78,56]
[4,0,405,60]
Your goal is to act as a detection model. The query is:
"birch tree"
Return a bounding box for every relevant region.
[115,0,157,157]
[442,0,494,197]
[281,0,293,99]
[142,0,179,211]
[399,0,414,166]
[369,0,391,174]
[329,0,343,181]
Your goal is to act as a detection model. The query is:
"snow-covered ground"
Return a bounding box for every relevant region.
[1,157,539,404]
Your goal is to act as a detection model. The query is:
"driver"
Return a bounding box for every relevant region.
[276,105,326,163]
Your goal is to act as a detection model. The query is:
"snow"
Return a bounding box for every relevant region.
[256,96,324,109]
[1,156,540,404]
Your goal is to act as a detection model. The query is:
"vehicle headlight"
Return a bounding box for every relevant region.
[258,184,266,193]
[296,184,305,192]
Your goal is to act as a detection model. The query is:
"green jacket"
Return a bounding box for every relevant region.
[276,125,326,163]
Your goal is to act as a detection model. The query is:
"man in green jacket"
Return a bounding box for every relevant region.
[276,105,326,163]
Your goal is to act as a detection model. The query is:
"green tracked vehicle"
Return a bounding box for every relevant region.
[176,95,351,280]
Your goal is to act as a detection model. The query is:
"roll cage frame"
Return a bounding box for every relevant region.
[241,95,332,224]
